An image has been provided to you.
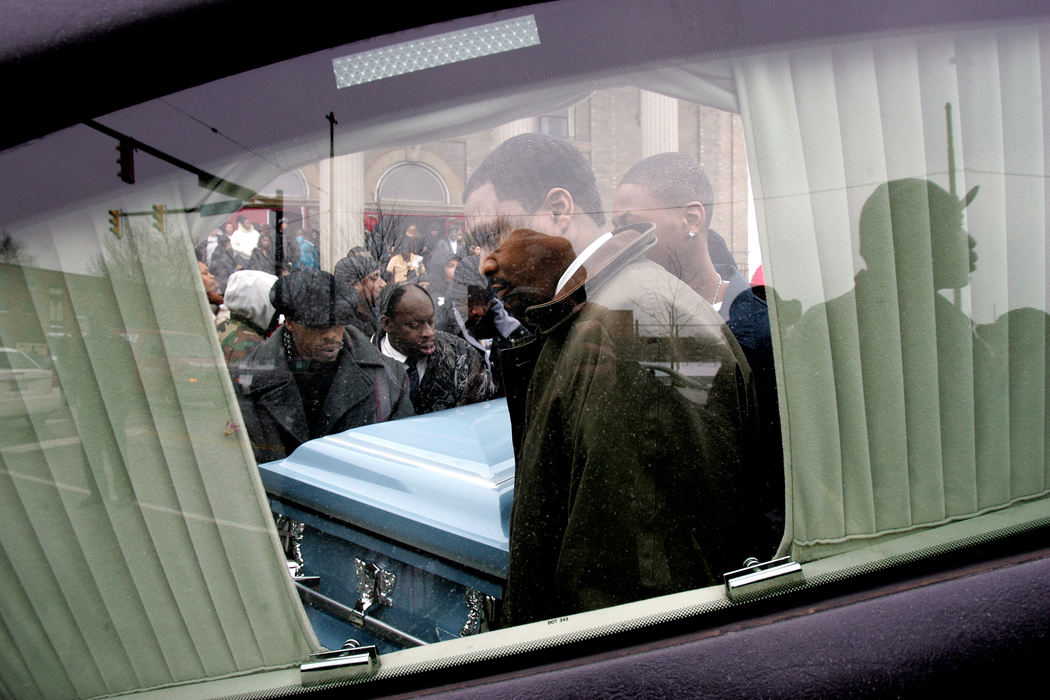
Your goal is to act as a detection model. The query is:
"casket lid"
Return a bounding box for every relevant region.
[258,399,513,578]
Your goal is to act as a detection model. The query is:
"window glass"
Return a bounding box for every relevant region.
[260,169,310,200]
[537,108,572,139]
[2,5,1049,695]
[0,348,41,370]
[232,89,766,651]
[378,162,449,203]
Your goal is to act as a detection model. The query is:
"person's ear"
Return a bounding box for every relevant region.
[381,314,393,334]
[481,253,500,278]
[540,187,576,235]
[683,201,707,238]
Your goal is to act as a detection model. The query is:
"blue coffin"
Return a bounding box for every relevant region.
[258,398,514,651]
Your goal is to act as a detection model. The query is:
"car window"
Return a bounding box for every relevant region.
[2,3,1049,696]
[0,349,41,371]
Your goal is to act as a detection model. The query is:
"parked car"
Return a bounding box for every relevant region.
[0,346,63,419]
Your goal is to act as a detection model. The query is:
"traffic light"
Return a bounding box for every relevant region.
[108,209,121,237]
[152,204,165,232]
[116,140,135,184]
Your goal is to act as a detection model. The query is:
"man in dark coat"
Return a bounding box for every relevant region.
[247,231,277,275]
[195,226,221,264]
[484,229,764,627]
[231,268,413,463]
[373,282,494,415]
[209,233,246,294]
[426,217,465,276]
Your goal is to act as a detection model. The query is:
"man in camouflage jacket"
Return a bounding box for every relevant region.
[216,270,278,364]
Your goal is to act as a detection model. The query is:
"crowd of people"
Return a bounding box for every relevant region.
[197,133,787,631]
[212,262,499,463]
[194,216,323,309]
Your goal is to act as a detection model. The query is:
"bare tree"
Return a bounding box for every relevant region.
[90,215,192,293]
[0,230,33,265]
[364,203,407,266]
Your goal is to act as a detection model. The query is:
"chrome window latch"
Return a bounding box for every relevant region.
[300,641,379,683]
[274,514,306,577]
[355,558,396,614]
[461,587,497,637]
[723,556,804,601]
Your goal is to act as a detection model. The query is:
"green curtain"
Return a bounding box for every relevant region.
[734,24,1050,562]
[0,212,316,699]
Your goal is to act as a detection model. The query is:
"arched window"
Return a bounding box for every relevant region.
[376,162,448,204]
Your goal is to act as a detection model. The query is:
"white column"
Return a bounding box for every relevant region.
[319,152,364,270]
[640,90,678,157]
[495,118,533,144]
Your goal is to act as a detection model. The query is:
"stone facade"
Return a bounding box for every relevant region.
[284,88,753,277]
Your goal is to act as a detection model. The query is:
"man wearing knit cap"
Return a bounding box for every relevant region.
[333,249,386,338]
[231,268,412,463]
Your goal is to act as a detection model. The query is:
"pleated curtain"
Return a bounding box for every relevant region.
[733,23,1050,562]
[0,214,316,698]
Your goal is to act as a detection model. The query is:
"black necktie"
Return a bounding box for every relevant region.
[405,360,419,401]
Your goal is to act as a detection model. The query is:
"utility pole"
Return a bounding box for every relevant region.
[274,188,284,276]
[945,102,979,309]
[946,102,956,197]
[326,112,338,268]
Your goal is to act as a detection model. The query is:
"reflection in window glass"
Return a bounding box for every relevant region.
[240,88,767,648]
[0,347,41,370]
[259,168,310,199]
[3,8,1050,695]
[537,109,571,139]
[377,162,449,204]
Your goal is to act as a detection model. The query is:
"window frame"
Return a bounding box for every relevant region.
[5,1,1050,697]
